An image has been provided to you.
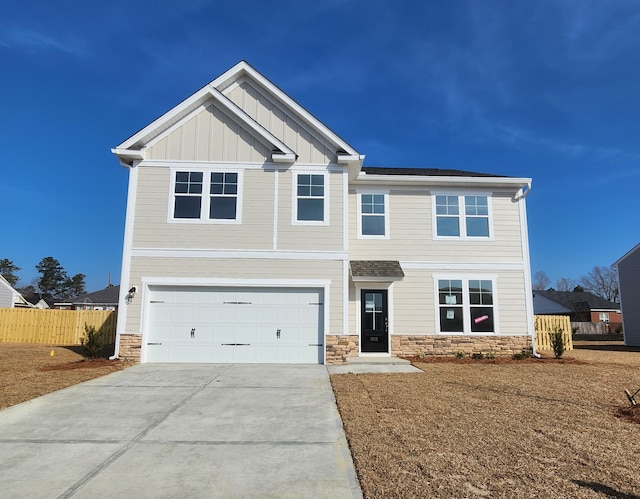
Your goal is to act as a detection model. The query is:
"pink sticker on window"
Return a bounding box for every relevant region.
[474,315,489,324]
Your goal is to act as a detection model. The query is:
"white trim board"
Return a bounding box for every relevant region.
[131,248,348,260]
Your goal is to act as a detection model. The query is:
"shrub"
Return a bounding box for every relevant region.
[485,352,495,360]
[512,349,533,360]
[471,352,484,360]
[550,328,565,359]
[81,324,104,359]
[455,351,465,359]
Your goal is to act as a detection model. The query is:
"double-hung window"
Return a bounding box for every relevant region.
[437,277,496,333]
[359,192,388,237]
[172,170,240,222]
[434,194,491,238]
[209,172,238,220]
[295,173,326,223]
[174,172,203,219]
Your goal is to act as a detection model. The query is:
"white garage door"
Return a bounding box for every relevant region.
[145,286,324,364]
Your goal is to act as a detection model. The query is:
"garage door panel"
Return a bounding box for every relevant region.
[146,286,324,364]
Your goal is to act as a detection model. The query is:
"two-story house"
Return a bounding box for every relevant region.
[111,61,534,364]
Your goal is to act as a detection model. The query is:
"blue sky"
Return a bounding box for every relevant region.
[1,0,639,292]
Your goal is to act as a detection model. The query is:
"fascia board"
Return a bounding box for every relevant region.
[353,174,532,189]
[116,86,214,150]
[213,61,361,157]
[613,242,640,267]
[112,83,295,163]
[206,85,295,157]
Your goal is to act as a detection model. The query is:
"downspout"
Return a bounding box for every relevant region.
[517,182,540,358]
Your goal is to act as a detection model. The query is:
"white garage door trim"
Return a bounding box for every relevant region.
[139,278,331,364]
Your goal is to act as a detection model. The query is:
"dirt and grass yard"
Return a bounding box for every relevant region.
[331,342,640,498]
[0,343,130,410]
[2,341,639,497]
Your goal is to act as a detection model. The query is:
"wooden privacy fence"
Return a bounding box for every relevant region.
[534,315,573,351]
[0,309,117,345]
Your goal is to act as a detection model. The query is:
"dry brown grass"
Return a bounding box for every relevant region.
[0,343,130,410]
[331,341,640,499]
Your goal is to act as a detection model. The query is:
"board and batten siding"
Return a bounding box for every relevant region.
[132,167,273,250]
[226,81,337,165]
[146,103,270,163]
[617,248,640,346]
[124,257,344,335]
[349,189,524,262]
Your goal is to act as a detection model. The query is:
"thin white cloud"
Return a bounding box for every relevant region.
[0,26,88,57]
[489,123,637,163]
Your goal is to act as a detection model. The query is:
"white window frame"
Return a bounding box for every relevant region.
[357,189,390,239]
[433,274,499,335]
[599,312,610,322]
[292,171,329,226]
[432,192,493,240]
[168,168,243,224]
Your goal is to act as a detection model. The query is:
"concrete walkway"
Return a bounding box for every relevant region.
[0,364,362,499]
[327,356,423,374]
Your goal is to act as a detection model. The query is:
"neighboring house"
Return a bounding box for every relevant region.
[533,290,621,324]
[0,275,33,308]
[532,292,572,316]
[111,61,535,365]
[54,285,120,311]
[613,243,640,346]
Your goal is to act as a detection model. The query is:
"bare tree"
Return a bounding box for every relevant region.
[579,266,619,302]
[533,271,551,291]
[556,277,577,292]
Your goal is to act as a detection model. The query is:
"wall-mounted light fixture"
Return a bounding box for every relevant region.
[125,286,137,305]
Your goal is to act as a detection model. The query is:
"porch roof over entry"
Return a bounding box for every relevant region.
[350,260,405,282]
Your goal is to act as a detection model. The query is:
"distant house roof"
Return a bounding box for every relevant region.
[350,261,405,281]
[533,292,572,315]
[534,290,620,312]
[57,285,120,306]
[362,167,506,178]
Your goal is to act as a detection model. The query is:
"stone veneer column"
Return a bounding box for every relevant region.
[118,334,142,362]
[325,335,359,364]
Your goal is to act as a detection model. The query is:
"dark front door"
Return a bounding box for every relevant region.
[361,290,389,353]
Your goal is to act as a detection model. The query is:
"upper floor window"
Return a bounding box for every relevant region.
[358,192,389,238]
[174,171,203,219]
[434,194,491,239]
[172,170,240,222]
[599,312,610,322]
[295,173,326,223]
[210,172,238,220]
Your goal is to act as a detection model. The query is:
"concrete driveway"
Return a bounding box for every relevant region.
[0,364,362,499]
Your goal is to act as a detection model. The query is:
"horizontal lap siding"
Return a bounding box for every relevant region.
[124,257,344,335]
[349,270,528,336]
[618,250,640,344]
[0,284,13,308]
[392,270,436,333]
[133,168,273,249]
[147,104,270,163]
[227,82,337,165]
[277,170,345,251]
[350,190,523,262]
